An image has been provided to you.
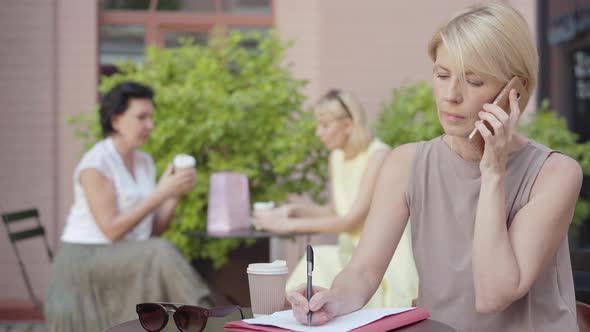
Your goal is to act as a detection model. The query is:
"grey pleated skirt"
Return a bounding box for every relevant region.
[44,238,210,332]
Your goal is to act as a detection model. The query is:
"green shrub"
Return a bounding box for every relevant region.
[375,81,590,232]
[68,32,328,268]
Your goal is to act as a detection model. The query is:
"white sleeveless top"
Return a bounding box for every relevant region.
[61,137,156,244]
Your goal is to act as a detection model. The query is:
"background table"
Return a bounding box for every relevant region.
[104,308,456,332]
[187,228,312,261]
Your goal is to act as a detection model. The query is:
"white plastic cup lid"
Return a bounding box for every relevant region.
[247,260,288,275]
[253,202,275,211]
[173,154,196,169]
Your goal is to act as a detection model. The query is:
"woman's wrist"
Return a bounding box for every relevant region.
[284,219,298,233]
[152,187,171,205]
[480,169,506,184]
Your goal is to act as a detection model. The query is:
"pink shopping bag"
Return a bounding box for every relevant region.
[207,172,251,233]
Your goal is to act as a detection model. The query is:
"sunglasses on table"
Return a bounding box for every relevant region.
[136,302,244,332]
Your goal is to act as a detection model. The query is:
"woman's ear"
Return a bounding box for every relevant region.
[344,118,354,134]
[110,114,120,133]
[521,78,528,89]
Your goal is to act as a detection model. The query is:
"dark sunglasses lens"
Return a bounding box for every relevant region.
[175,307,206,332]
[137,304,166,331]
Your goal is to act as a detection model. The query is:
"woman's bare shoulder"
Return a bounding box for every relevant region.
[536,153,583,190]
[381,142,419,175]
[389,142,419,162]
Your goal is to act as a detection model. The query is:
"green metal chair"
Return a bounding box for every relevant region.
[2,208,53,311]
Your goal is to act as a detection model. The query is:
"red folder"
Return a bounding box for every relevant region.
[224,307,430,332]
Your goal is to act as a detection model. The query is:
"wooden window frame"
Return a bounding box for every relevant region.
[99,0,274,48]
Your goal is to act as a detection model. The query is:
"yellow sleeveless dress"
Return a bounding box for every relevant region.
[285,139,419,308]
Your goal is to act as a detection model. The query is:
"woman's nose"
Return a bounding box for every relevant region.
[445,79,463,103]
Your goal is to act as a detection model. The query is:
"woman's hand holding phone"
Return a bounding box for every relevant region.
[475,88,524,175]
[469,77,528,156]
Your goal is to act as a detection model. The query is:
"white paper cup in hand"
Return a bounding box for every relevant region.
[254,202,275,211]
[252,202,275,230]
[173,154,196,169]
[247,260,288,317]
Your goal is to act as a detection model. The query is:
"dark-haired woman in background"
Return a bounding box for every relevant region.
[44,82,209,332]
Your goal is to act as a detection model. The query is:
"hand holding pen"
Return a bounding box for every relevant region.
[286,282,338,326]
[286,244,339,326]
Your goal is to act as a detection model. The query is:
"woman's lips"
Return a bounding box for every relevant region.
[443,112,466,122]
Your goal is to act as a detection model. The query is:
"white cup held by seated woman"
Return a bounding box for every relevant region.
[173,154,196,172]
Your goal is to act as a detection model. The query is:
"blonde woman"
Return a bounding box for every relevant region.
[253,89,419,308]
[287,4,582,331]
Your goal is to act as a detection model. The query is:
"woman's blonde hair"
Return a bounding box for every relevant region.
[427,3,538,98]
[314,90,373,157]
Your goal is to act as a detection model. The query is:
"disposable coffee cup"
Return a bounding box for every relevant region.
[253,201,275,211]
[247,260,288,317]
[252,202,275,229]
[173,154,196,169]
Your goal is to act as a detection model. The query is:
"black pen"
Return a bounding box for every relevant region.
[306,244,314,326]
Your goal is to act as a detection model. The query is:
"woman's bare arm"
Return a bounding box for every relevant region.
[472,153,582,313]
[80,169,168,242]
[286,148,390,233]
[254,148,390,234]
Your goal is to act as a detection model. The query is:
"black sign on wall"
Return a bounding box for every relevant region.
[572,48,590,142]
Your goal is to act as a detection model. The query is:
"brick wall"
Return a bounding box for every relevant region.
[0,0,96,304]
[0,0,58,303]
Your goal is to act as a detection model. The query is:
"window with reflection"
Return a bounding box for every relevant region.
[99,0,273,76]
[230,26,269,35]
[157,0,216,12]
[164,31,209,48]
[101,0,151,10]
[100,25,145,65]
[222,0,271,15]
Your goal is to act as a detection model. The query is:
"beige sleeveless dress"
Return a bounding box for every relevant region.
[407,136,578,331]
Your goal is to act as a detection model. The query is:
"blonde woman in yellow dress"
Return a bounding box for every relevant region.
[253,89,418,308]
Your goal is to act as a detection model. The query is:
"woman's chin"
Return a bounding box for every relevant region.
[322,142,335,151]
[442,126,473,138]
[141,135,152,143]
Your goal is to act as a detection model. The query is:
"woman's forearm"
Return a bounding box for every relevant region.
[152,198,179,236]
[472,172,521,313]
[287,215,357,234]
[104,189,168,241]
[290,202,332,218]
[329,264,382,316]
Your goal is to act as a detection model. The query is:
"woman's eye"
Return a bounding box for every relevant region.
[436,73,448,79]
[467,80,483,87]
